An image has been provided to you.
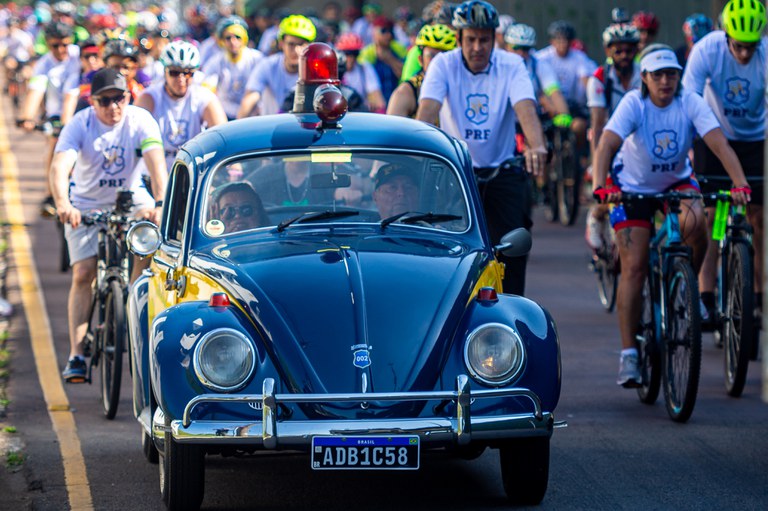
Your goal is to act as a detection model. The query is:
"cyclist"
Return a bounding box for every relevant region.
[136,41,227,170]
[682,0,767,325]
[336,32,385,112]
[102,38,148,101]
[50,68,167,383]
[585,23,641,250]
[2,16,34,89]
[18,21,80,217]
[416,0,547,296]
[237,14,315,118]
[631,10,660,53]
[387,23,456,118]
[675,13,713,70]
[400,1,456,82]
[201,15,265,121]
[592,44,750,387]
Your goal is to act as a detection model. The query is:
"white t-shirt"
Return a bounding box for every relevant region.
[28,45,80,117]
[586,63,642,114]
[342,62,381,100]
[142,58,165,86]
[605,89,721,193]
[141,82,216,167]
[535,46,597,105]
[523,53,560,99]
[55,105,163,210]
[201,47,264,118]
[681,31,766,142]
[420,48,535,168]
[257,25,279,55]
[3,28,33,61]
[199,37,219,64]
[244,53,298,115]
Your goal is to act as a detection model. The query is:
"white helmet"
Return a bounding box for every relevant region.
[504,23,536,48]
[160,41,201,69]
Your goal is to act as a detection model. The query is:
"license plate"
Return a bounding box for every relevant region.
[311,435,420,470]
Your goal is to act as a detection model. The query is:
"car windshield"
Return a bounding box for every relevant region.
[202,151,469,236]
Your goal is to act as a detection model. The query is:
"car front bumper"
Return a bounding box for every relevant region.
[158,375,556,448]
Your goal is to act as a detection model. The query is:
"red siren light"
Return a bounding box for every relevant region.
[313,84,348,124]
[293,42,346,119]
[300,42,339,85]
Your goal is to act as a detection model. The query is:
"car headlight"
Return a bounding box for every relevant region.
[464,323,525,386]
[126,221,161,257]
[193,329,255,391]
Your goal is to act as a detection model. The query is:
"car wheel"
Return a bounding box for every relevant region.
[499,437,549,506]
[159,423,205,511]
[142,428,159,464]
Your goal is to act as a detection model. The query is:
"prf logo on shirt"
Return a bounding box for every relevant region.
[166,119,189,147]
[101,145,126,175]
[651,130,680,172]
[464,94,489,125]
[724,77,751,118]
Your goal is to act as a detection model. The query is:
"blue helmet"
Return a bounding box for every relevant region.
[683,13,713,44]
[452,0,499,30]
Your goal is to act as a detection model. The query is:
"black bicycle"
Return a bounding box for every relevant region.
[540,123,580,226]
[81,189,135,419]
[589,215,620,312]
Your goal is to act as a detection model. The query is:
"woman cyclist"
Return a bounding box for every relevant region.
[591,44,750,388]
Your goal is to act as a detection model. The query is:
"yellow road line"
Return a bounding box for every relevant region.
[0,109,93,509]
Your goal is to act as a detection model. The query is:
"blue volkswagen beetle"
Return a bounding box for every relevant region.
[126,43,562,510]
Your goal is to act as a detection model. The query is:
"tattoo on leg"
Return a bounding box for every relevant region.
[620,227,633,248]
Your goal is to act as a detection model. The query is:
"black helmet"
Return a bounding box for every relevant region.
[452,0,499,30]
[103,38,139,61]
[334,49,347,78]
[548,20,576,40]
[44,21,74,40]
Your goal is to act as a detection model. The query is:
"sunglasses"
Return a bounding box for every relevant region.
[648,69,680,80]
[612,47,637,56]
[49,42,70,49]
[220,204,254,220]
[94,94,127,107]
[376,27,392,34]
[344,50,360,58]
[224,34,242,41]
[729,39,758,52]
[168,69,194,78]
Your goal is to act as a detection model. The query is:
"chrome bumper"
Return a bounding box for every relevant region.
[162,375,555,447]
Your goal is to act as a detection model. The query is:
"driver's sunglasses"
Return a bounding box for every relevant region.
[94,93,127,107]
[648,69,680,80]
[167,69,194,78]
[220,204,254,220]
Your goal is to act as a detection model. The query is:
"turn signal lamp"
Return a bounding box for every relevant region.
[209,293,231,307]
[477,287,499,303]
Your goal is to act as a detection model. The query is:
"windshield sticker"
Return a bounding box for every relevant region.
[206,219,225,236]
[311,152,352,163]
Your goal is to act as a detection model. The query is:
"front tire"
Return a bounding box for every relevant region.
[100,280,125,419]
[662,257,701,422]
[723,242,754,397]
[160,423,205,511]
[554,129,580,227]
[499,437,549,506]
[637,275,661,404]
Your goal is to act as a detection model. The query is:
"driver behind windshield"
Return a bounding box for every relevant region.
[373,164,420,219]
[211,181,269,233]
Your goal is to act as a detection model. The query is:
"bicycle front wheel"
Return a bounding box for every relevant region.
[637,275,660,404]
[663,257,702,422]
[724,242,754,397]
[100,279,125,419]
[554,129,580,227]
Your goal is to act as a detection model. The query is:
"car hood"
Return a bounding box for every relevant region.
[193,233,486,403]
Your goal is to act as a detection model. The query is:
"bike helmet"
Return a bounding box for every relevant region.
[278,14,317,42]
[394,6,413,22]
[415,23,457,51]
[44,21,74,39]
[722,0,766,43]
[215,15,248,40]
[632,10,660,33]
[433,2,458,25]
[682,13,714,44]
[497,14,515,35]
[611,7,630,24]
[602,23,640,46]
[160,40,201,69]
[504,23,536,48]
[452,0,499,30]
[548,20,576,41]
[335,32,363,51]
[52,1,76,17]
[102,38,139,61]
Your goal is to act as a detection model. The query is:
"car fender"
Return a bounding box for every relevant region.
[127,273,151,419]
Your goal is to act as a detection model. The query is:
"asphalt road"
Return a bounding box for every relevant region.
[1,98,767,510]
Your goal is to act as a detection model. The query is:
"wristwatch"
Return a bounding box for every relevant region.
[155,200,164,207]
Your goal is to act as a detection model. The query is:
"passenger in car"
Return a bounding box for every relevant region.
[372,163,420,219]
[211,181,269,233]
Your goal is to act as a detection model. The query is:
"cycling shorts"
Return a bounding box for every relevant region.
[693,138,764,205]
[566,99,589,121]
[609,176,700,232]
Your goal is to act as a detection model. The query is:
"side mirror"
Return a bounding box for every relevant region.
[494,228,532,258]
[127,221,162,257]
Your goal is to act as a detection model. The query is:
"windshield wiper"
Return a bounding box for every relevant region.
[380,211,462,229]
[277,210,359,232]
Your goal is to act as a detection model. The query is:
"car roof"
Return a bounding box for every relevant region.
[183,112,465,169]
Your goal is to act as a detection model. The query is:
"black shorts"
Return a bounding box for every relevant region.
[693,138,764,205]
[609,177,700,231]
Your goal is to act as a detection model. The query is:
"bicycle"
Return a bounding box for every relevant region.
[539,121,580,226]
[702,188,755,397]
[589,214,620,312]
[611,191,702,423]
[5,58,29,111]
[80,189,135,419]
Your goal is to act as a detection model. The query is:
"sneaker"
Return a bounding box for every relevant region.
[585,214,603,250]
[62,357,87,383]
[700,299,716,332]
[617,353,641,388]
[40,195,57,218]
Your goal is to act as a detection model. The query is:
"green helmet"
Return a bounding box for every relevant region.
[278,15,317,42]
[722,0,766,43]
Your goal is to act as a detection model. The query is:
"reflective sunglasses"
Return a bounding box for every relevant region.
[224,34,242,41]
[167,69,194,78]
[648,69,680,80]
[220,204,254,220]
[94,94,127,107]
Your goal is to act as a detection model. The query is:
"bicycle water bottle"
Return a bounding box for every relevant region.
[712,193,729,241]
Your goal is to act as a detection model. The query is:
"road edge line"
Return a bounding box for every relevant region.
[0,109,93,510]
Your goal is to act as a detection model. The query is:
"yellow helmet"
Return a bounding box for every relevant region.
[278,15,317,42]
[722,0,766,43]
[415,24,457,51]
